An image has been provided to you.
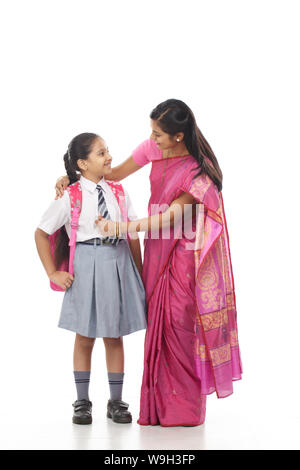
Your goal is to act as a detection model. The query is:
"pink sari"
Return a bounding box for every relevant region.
[136,151,242,427]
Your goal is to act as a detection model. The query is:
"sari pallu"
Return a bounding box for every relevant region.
[138,156,242,426]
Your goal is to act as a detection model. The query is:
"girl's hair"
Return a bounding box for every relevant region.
[150,99,223,192]
[63,132,99,184]
[55,132,99,268]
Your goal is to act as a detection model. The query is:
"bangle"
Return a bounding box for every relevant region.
[119,222,125,238]
[116,222,119,238]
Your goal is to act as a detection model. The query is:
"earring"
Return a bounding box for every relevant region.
[176,138,180,142]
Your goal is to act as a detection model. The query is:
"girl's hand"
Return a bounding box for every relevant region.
[55,176,70,199]
[96,216,117,237]
[49,271,74,290]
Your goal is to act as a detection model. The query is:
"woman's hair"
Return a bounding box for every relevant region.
[150,99,223,192]
[55,132,99,268]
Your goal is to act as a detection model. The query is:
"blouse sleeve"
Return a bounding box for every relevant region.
[131,139,161,167]
[38,191,71,235]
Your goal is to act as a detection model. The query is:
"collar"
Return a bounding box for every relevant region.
[80,175,106,193]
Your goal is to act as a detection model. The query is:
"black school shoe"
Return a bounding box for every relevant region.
[72,399,92,425]
[107,399,132,424]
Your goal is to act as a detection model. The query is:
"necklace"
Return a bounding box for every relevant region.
[162,144,189,159]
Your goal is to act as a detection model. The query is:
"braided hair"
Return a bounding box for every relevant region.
[63,132,99,184]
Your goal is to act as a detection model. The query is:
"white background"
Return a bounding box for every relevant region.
[0,0,299,450]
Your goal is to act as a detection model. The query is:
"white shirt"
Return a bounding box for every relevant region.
[38,176,138,241]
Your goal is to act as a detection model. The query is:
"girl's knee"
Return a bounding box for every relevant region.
[76,333,95,348]
[103,337,123,348]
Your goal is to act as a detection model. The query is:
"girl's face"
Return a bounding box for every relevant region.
[78,137,112,180]
[150,119,182,150]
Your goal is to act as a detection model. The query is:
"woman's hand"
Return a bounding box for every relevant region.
[95,216,117,237]
[49,271,74,290]
[55,175,70,199]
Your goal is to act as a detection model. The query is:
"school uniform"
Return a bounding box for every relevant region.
[38,176,147,338]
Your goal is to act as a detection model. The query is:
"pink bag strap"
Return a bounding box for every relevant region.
[106,180,132,240]
[66,181,82,275]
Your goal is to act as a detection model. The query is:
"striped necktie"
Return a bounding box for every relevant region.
[96,184,118,245]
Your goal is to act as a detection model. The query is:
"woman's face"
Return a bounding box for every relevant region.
[150,119,179,150]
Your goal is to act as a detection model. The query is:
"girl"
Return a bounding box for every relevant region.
[56,100,242,427]
[35,132,146,425]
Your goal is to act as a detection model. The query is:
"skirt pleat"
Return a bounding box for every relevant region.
[58,240,147,338]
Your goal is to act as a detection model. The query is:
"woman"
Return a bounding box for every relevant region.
[56,99,242,426]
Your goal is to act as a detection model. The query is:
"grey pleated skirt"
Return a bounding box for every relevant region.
[58,240,147,338]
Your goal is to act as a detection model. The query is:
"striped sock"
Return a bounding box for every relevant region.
[74,371,91,401]
[108,372,124,401]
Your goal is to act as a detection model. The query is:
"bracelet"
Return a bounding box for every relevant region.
[115,222,119,238]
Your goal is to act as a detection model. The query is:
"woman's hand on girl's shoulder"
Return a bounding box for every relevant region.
[49,271,74,290]
[55,175,70,199]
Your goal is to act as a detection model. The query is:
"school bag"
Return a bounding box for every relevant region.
[49,181,82,291]
[49,179,131,291]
